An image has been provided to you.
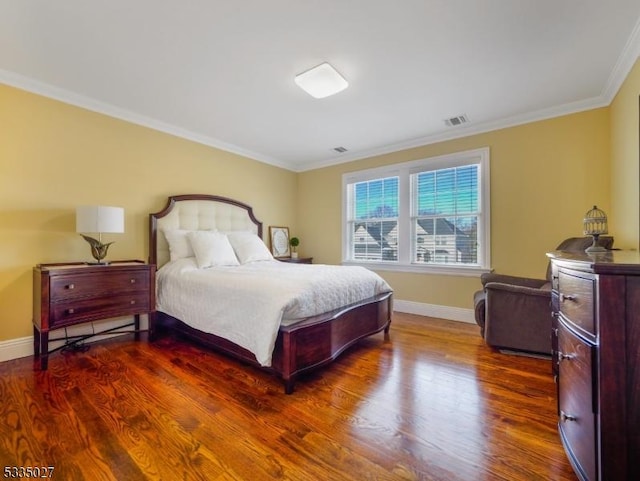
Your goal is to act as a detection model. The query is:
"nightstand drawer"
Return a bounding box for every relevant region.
[50,270,150,300]
[50,293,150,328]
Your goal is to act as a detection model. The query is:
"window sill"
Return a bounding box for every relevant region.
[341,260,492,277]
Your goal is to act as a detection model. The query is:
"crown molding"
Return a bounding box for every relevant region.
[297,19,640,172]
[602,16,640,102]
[0,69,293,171]
[4,16,639,178]
[296,95,609,172]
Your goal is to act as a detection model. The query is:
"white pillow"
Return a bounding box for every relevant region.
[163,229,195,261]
[187,231,240,268]
[227,231,273,264]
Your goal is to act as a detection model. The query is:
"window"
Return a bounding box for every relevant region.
[350,177,399,261]
[343,148,490,275]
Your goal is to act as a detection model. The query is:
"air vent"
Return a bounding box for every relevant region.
[333,146,348,153]
[444,114,469,127]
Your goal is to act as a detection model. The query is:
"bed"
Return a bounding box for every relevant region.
[148,194,393,393]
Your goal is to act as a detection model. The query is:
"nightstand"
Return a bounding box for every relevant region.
[33,260,155,370]
[279,257,313,264]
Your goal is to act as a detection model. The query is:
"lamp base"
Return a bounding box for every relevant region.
[80,234,115,265]
[585,234,607,253]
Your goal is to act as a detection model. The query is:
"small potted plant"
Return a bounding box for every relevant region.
[289,237,300,259]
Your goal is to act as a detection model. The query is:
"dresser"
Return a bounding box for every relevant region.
[33,261,155,369]
[547,250,640,481]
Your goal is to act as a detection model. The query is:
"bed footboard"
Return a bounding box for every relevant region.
[272,291,393,394]
[151,291,392,394]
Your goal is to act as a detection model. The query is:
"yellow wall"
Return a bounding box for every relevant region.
[0,84,297,341]
[3,59,637,343]
[298,109,611,309]
[610,58,640,250]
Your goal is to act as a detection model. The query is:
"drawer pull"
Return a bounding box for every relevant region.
[66,284,75,290]
[130,300,136,305]
[560,411,577,422]
[560,293,577,302]
[558,351,575,361]
[130,279,136,284]
[66,308,75,314]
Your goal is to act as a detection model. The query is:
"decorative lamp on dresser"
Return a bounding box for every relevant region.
[33,260,155,370]
[547,250,640,481]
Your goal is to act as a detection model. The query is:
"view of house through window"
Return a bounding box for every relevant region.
[413,165,478,264]
[352,177,399,261]
[343,148,489,273]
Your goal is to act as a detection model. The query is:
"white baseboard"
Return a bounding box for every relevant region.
[0,304,472,364]
[393,299,475,324]
[0,315,148,364]
[0,336,33,363]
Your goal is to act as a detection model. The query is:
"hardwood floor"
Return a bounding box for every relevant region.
[0,313,576,481]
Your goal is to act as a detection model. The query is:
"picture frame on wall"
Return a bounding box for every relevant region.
[269,226,291,258]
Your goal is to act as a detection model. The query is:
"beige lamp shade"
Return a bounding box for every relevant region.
[76,206,124,234]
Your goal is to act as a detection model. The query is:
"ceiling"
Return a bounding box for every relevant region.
[1,1,640,172]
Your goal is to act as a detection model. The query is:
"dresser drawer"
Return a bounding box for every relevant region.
[558,320,597,481]
[50,270,150,301]
[50,293,150,328]
[558,270,595,338]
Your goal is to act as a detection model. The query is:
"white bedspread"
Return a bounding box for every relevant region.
[156,258,392,366]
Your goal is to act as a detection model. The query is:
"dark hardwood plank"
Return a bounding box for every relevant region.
[0,313,576,480]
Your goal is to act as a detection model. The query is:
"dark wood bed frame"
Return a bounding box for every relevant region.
[149,194,392,393]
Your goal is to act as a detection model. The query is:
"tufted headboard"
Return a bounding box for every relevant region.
[149,194,263,269]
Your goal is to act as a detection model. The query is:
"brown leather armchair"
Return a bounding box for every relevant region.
[474,236,613,355]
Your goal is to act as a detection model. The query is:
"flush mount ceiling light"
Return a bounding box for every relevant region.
[294,62,348,99]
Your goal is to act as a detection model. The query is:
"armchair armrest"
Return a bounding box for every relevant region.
[484,281,551,298]
[481,272,547,289]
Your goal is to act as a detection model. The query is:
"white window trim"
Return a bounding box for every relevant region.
[342,147,491,277]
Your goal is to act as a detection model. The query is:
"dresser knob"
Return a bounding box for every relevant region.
[560,411,577,422]
[130,279,136,284]
[130,300,136,305]
[67,308,75,314]
[560,293,577,302]
[67,284,75,290]
[559,351,574,361]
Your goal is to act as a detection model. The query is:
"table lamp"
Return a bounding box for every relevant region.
[76,205,124,264]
